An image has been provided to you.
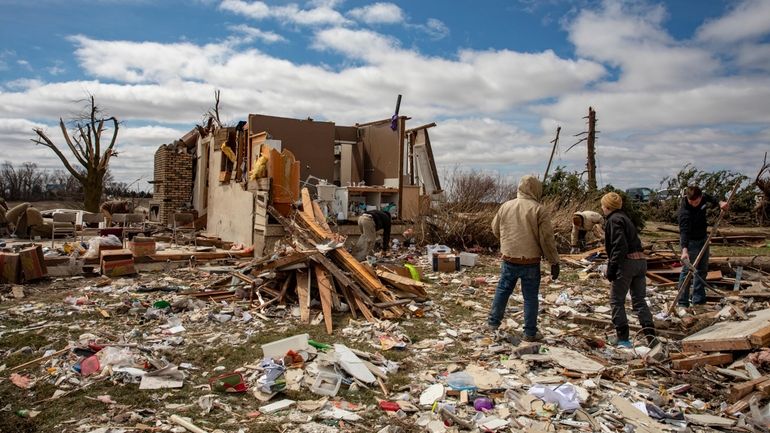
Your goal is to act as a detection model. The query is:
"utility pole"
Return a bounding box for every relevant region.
[586,107,597,192]
[543,126,561,183]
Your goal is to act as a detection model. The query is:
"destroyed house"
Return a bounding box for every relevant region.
[151,113,442,255]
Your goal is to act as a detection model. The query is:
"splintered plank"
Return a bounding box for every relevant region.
[312,201,332,233]
[354,297,376,322]
[313,264,334,335]
[375,269,429,298]
[682,308,770,352]
[301,188,316,221]
[295,209,403,316]
[729,376,770,402]
[296,269,311,324]
[671,353,733,370]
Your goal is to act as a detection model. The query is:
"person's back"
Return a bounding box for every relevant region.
[493,175,556,262]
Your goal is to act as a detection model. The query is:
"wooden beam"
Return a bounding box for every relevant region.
[314,264,334,335]
[296,269,311,324]
[671,353,733,370]
[295,209,404,316]
[725,391,761,415]
[730,377,770,402]
[750,325,770,346]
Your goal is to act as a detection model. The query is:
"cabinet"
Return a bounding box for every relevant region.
[333,186,399,220]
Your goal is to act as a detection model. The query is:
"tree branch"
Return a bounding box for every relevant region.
[31,129,85,182]
[58,118,88,167]
[98,117,119,171]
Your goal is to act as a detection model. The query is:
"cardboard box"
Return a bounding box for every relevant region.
[0,252,21,283]
[459,252,478,267]
[19,245,47,281]
[433,253,459,273]
[128,237,156,257]
[101,249,136,277]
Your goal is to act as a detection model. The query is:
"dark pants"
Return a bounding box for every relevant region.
[677,238,709,306]
[610,259,655,341]
[577,230,587,250]
[487,262,540,337]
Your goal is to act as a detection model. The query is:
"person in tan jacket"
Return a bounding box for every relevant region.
[570,210,604,253]
[487,175,559,342]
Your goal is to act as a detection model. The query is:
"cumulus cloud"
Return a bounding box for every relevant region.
[219,0,350,26]
[228,24,286,43]
[568,1,719,91]
[696,0,770,44]
[348,2,403,25]
[0,1,768,187]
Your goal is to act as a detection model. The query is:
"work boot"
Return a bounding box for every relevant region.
[522,331,544,342]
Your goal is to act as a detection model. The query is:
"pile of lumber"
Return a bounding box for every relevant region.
[185,188,429,334]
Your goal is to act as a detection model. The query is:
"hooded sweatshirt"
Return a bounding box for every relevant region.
[491,175,559,264]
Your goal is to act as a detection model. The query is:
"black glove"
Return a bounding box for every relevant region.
[550,263,560,280]
[607,272,617,282]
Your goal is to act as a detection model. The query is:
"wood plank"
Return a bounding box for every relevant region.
[729,376,770,402]
[313,264,334,335]
[312,201,332,233]
[682,308,770,352]
[750,325,770,346]
[265,252,313,270]
[646,272,675,284]
[572,315,686,340]
[375,269,429,298]
[296,209,404,316]
[296,269,311,324]
[301,188,315,221]
[354,296,376,322]
[725,391,761,414]
[671,353,733,370]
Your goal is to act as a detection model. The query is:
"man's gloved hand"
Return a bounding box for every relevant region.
[551,263,560,280]
[569,247,579,254]
[607,272,617,282]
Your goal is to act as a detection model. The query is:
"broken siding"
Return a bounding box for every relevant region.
[205,135,255,246]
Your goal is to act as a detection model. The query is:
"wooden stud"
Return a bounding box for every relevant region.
[296,269,311,324]
[671,353,733,370]
[314,264,334,335]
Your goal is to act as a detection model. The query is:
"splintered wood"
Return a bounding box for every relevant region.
[191,188,427,334]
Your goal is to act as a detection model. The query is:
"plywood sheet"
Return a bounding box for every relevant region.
[682,308,770,352]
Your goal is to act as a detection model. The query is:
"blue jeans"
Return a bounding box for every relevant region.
[487,262,540,336]
[678,238,709,306]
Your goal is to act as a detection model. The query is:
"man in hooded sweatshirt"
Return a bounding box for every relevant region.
[487,175,560,342]
[601,192,657,348]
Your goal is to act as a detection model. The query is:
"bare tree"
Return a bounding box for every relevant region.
[31,95,119,211]
[755,153,770,226]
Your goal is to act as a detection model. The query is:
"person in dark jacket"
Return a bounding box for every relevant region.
[352,210,391,261]
[677,186,728,307]
[601,192,656,348]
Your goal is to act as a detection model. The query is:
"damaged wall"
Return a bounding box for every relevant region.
[248,114,336,184]
[359,120,401,186]
[204,134,255,246]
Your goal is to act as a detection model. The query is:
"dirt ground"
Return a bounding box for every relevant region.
[1,223,769,432]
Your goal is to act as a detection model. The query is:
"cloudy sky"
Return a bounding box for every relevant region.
[0,0,768,191]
